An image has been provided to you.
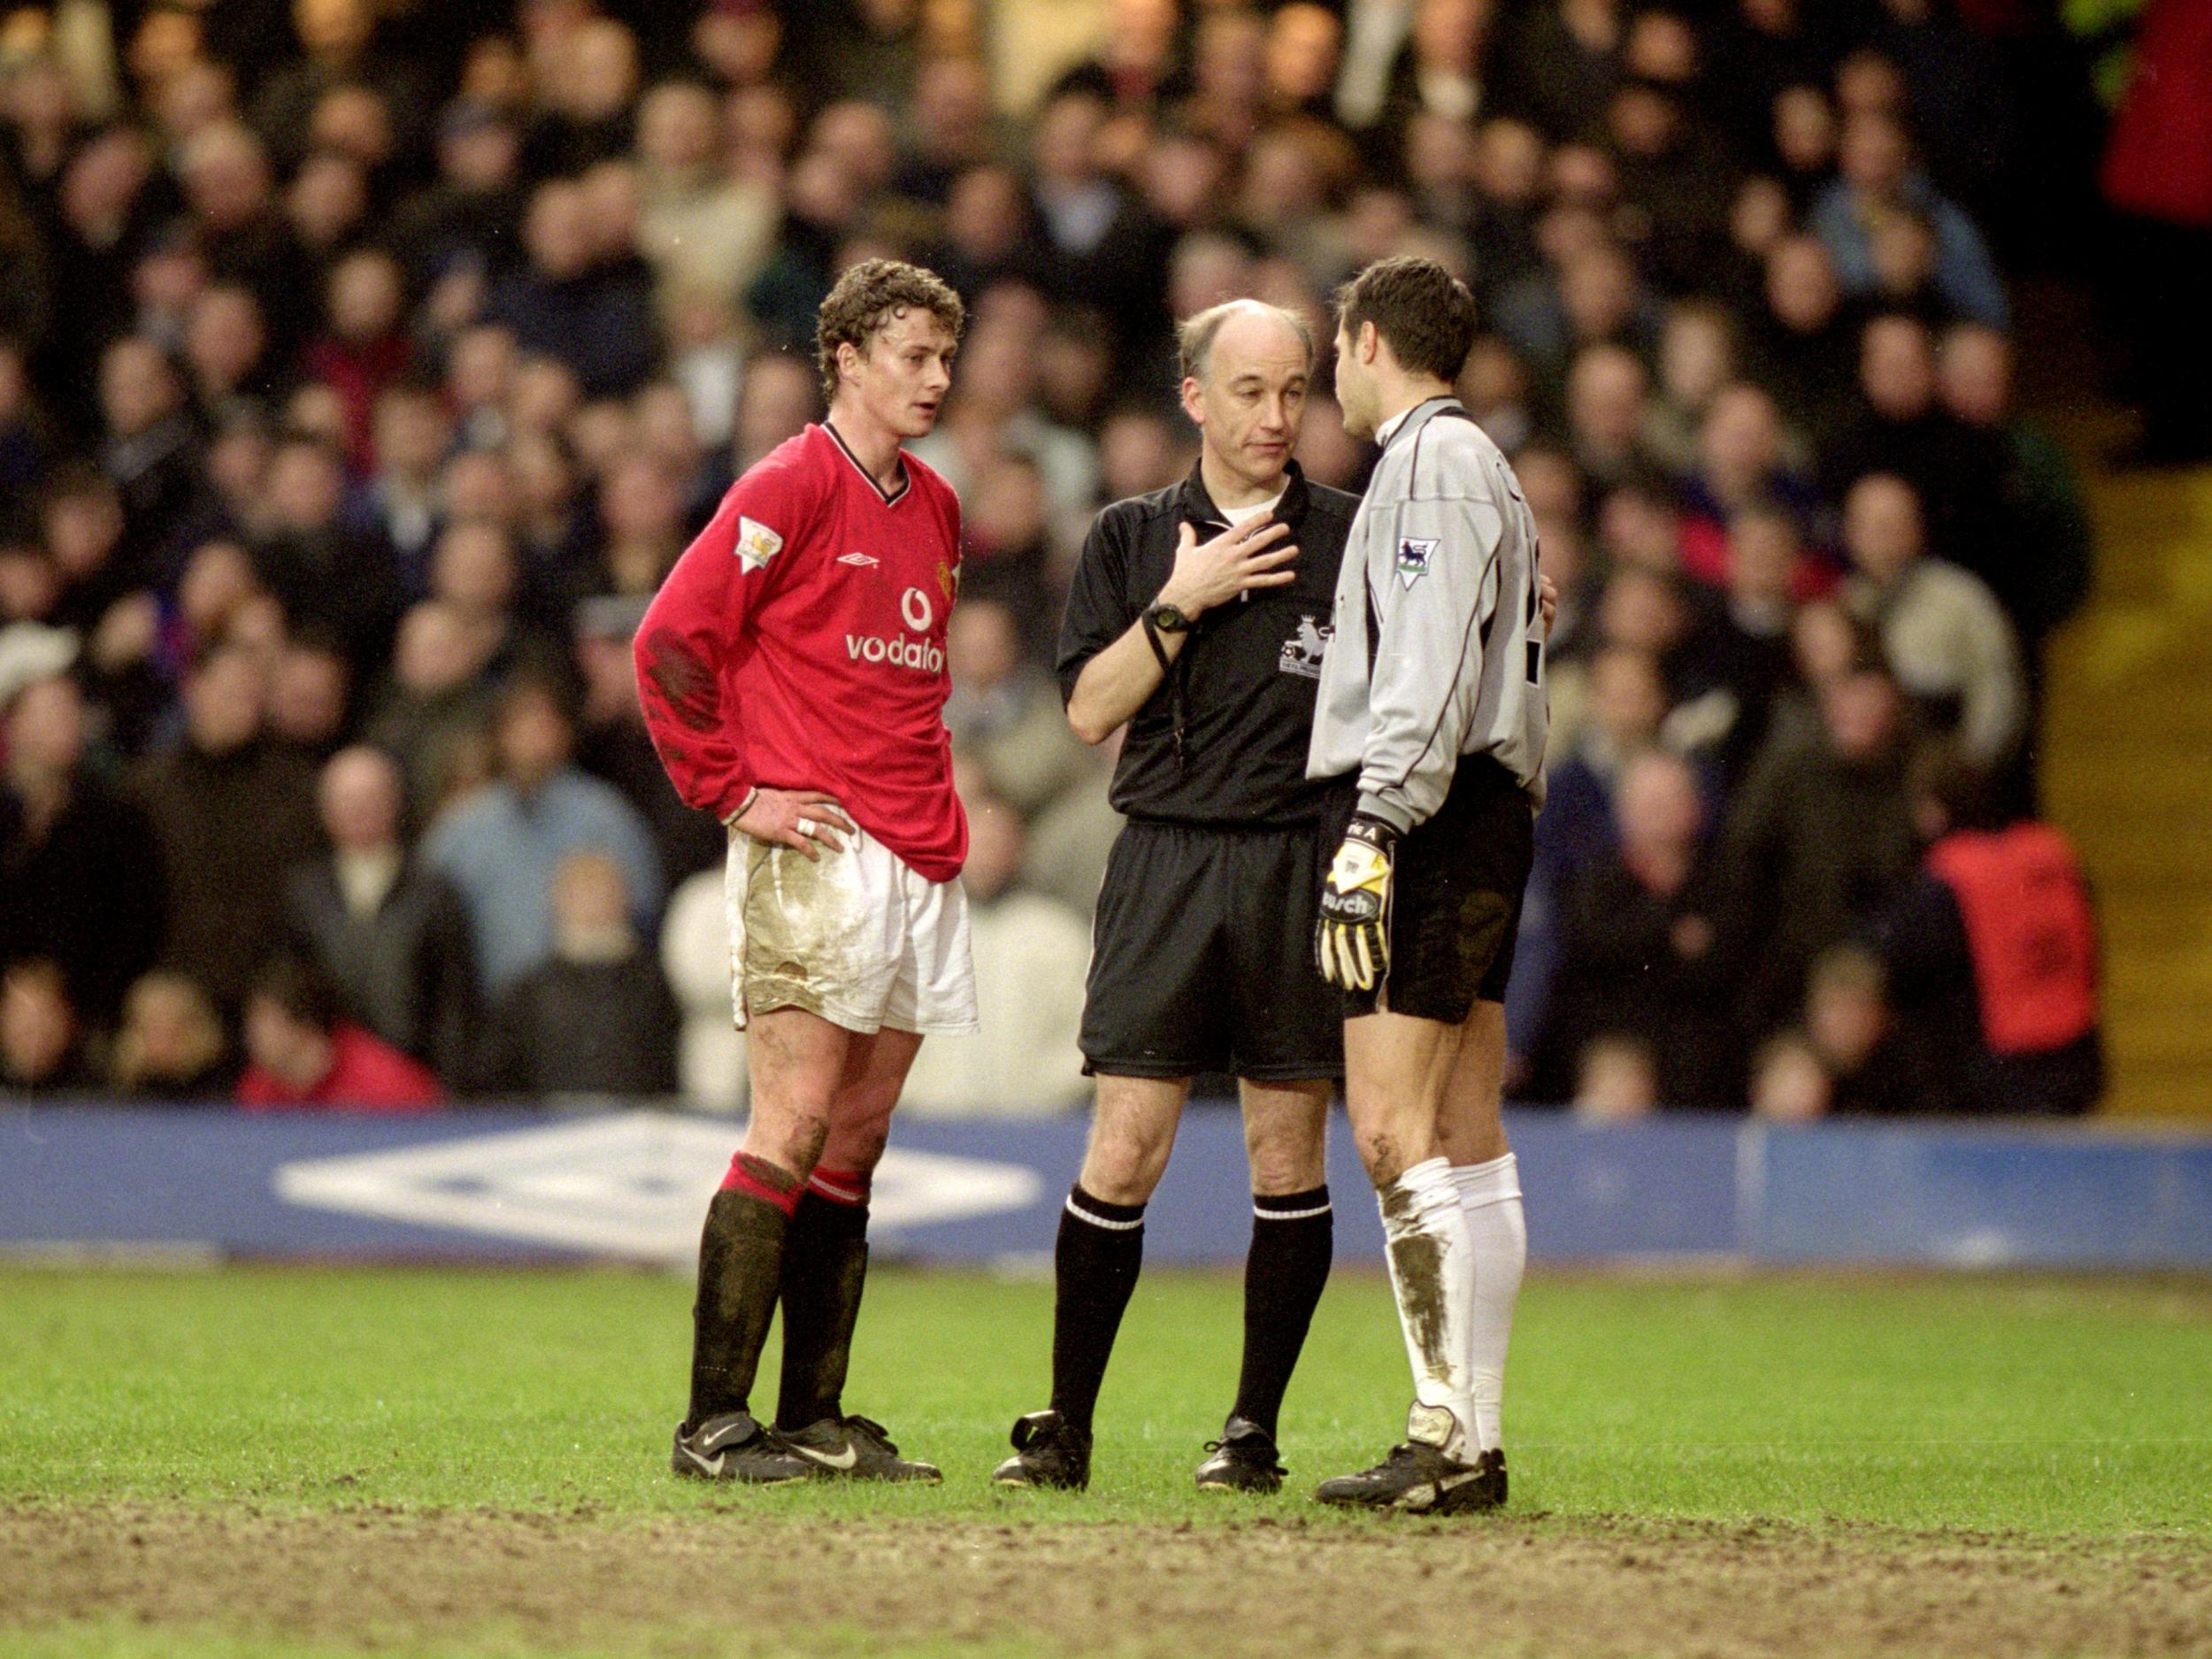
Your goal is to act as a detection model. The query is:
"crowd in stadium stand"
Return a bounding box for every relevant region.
[0,0,2110,1118]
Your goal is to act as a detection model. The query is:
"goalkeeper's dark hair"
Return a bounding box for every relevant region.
[1334,256,1479,382]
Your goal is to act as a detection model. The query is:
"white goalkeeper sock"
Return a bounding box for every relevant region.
[1376,1156,1477,1458]
[1452,1153,1526,1455]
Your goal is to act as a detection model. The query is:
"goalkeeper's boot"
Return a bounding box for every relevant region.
[779,1413,942,1482]
[670,1410,812,1484]
[1194,1415,1287,1494]
[991,1409,1091,1490]
[1313,1442,1505,1514]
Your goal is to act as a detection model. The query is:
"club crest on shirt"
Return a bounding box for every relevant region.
[1397,536,1438,589]
[1279,614,1332,679]
[735,516,785,572]
[935,558,958,603]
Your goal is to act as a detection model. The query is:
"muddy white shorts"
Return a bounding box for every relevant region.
[724,825,979,1037]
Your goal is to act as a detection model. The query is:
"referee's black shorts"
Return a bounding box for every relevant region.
[1324,756,1537,1026]
[1080,818,1344,1082]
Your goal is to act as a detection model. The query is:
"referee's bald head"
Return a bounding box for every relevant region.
[1178,299,1316,388]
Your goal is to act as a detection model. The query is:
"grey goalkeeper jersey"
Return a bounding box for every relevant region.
[1306,396,1549,830]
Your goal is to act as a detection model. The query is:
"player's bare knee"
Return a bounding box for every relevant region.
[1246,1123,1326,1195]
[1358,1130,1407,1189]
[1082,1124,1171,1204]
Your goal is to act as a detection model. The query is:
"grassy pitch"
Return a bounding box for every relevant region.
[4,1263,2209,1658]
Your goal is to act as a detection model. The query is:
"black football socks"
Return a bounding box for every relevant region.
[1232,1186,1333,1439]
[1048,1185,1147,1438]
[774,1166,872,1432]
[687,1154,803,1428]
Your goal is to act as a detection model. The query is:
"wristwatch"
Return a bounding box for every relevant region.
[1146,601,1192,634]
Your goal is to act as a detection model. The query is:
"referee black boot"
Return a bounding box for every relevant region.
[1194,1415,1287,1494]
[991,1409,1091,1491]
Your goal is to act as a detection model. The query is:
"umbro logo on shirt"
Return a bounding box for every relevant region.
[837,551,879,567]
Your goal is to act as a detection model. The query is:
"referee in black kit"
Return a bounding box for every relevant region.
[991,300,1358,1495]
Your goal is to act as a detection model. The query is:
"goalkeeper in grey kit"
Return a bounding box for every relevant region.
[1306,256,1549,1512]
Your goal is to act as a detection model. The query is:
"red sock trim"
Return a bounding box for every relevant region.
[719,1153,802,1217]
[807,1166,870,1207]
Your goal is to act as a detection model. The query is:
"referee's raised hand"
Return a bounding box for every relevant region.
[1157,516,1298,618]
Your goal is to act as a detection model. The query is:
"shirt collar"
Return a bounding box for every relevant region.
[1376,395,1459,450]
[1176,457,1309,530]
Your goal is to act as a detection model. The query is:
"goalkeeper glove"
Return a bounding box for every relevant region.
[1317,815,1397,991]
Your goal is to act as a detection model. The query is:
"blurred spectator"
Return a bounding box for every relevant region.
[133,644,322,1009]
[483,178,659,399]
[1791,942,1946,1115]
[236,954,443,1110]
[2098,0,2212,465]
[249,432,403,674]
[110,970,233,1101]
[944,597,1096,817]
[1535,642,1667,886]
[364,600,498,817]
[572,594,723,883]
[2,960,98,1094]
[1809,109,2007,329]
[474,849,680,1098]
[902,794,1089,1117]
[1536,751,1746,1107]
[303,248,411,471]
[283,745,478,1084]
[98,335,202,546]
[421,672,661,995]
[1571,1033,1660,1123]
[1839,472,2023,769]
[1,660,164,1023]
[659,867,747,1111]
[1933,324,2093,661]
[1748,1031,1831,1124]
[1871,746,2104,1117]
[267,628,355,757]
[1722,662,1917,1034]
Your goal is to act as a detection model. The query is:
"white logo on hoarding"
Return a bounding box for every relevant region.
[273,1111,1041,1263]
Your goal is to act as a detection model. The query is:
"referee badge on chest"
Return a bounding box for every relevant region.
[1396,536,1438,588]
[1279,614,1332,679]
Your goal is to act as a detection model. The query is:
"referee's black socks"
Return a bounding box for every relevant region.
[1049,1185,1147,1438]
[1233,1186,1333,1440]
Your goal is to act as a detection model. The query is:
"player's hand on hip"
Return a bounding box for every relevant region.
[731,787,854,860]
[1316,816,1397,992]
[1156,516,1297,618]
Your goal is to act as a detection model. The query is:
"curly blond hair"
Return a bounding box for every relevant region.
[814,259,965,403]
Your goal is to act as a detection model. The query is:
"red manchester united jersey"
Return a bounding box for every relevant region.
[634,422,968,881]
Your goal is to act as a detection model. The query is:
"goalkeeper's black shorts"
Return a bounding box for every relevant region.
[1079,818,1344,1081]
[1323,756,1536,1025]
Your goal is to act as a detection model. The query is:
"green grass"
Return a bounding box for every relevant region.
[3,1263,2208,1538]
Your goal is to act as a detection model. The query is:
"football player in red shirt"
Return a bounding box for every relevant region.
[635,260,972,1485]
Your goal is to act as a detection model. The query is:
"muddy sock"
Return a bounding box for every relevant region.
[686,1155,802,1429]
[1231,1186,1333,1440]
[774,1167,872,1432]
[1048,1185,1145,1439]
[1453,1155,1525,1455]
[1376,1156,1476,1458]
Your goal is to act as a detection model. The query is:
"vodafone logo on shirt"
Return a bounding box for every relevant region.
[847,586,944,675]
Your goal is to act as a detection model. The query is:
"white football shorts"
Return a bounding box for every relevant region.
[724,823,979,1038]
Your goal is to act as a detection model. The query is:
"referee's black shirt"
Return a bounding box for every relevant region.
[1056,460,1358,827]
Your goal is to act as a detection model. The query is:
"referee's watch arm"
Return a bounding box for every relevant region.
[1064,515,1297,744]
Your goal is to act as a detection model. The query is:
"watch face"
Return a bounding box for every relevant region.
[1152,603,1189,631]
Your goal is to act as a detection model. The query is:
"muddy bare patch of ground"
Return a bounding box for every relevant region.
[4,1503,2209,1659]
